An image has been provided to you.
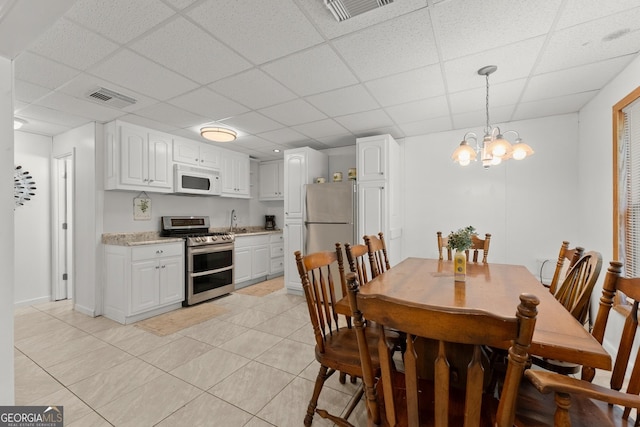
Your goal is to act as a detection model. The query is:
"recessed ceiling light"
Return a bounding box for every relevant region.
[200,126,237,142]
[273,149,281,153]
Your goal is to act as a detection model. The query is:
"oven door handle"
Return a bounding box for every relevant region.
[188,243,235,255]
[190,266,233,277]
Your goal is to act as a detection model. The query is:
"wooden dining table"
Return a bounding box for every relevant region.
[357,257,611,371]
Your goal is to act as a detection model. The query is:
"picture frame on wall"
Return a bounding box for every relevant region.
[133,193,151,220]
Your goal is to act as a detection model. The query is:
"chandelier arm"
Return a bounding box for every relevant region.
[485,72,491,134]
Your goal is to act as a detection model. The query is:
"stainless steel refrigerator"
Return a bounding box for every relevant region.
[305,181,357,254]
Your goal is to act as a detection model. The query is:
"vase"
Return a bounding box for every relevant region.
[454,250,466,282]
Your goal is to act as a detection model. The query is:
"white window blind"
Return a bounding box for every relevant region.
[621,97,640,277]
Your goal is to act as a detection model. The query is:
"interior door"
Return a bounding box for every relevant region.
[53,153,74,300]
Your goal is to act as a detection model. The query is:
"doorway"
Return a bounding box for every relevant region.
[52,152,74,301]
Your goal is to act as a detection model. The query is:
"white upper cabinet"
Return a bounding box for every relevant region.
[173,138,221,170]
[259,160,284,201]
[105,121,172,192]
[220,149,250,198]
[357,135,389,182]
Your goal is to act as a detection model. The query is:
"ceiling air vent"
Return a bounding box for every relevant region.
[325,0,393,21]
[86,87,137,108]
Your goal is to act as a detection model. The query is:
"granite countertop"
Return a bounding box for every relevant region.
[102,227,282,246]
[101,232,184,246]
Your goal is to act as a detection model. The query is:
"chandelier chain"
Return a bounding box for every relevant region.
[485,72,490,134]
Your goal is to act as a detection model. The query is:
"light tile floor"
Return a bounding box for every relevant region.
[14,277,368,427]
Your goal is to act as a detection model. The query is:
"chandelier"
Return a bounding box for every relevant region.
[451,65,534,168]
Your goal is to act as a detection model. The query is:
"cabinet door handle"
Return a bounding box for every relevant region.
[161,265,166,268]
[155,266,160,269]
[149,179,154,183]
[379,172,384,175]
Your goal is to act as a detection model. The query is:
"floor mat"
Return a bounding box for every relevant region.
[134,302,229,336]
[235,277,284,297]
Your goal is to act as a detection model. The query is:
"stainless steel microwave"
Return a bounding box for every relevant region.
[174,164,221,195]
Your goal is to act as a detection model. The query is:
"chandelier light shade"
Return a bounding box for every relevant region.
[200,126,237,142]
[452,65,534,169]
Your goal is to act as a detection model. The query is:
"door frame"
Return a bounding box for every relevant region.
[51,150,74,301]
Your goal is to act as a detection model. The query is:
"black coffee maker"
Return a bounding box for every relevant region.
[265,215,276,230]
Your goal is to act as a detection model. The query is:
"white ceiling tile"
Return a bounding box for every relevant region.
[354,126,405,141]
[187,0,324,64]
[35,91,125,122]
[537,8,640,73]
[449,79,526,115]
[132,102,209,128]
[27,18,118,71]
[14,80,51,104]
[169,87,249,121]
[433,0,561,61]
[16,104,92,128]
[315,134,356,148]
[398,116,453,137]
[523,56,635,102]
[15,119,71,137]
[88,49,198,101]
[130,17,251,85]
[366,64,445,106]
[162,0,198,11]
[14,52,80,89]
[117,114,180,133]
[209,69,297,110]
[292,119,350,139]
[442,38,546,93]
[56,73,158,113]
[65,0,175,44]
[513,92,597,121]
[257,127,307,144]
[451,104,515,131]
[333,8,438,81]
[259,99,326,126]
[306,85,379,117]
[385,97,450,124]
[556,0,640,30]
[262,44,359,96]
[335,109,394,133]
[220,111,283,135]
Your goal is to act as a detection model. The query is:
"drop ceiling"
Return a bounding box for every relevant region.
[5,0,640,161]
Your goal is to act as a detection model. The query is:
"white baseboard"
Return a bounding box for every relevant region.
[14,296,51,308]
[73,303,95,317]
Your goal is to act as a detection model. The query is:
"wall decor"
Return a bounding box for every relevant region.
[133,192,151,220]
[14,165,36,206]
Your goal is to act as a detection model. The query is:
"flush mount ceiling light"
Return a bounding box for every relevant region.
[13,117,27,130]
[200,126,237,142]
[452,65,534,169]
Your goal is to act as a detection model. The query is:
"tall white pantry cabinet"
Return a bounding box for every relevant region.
[356,134,402,266]
[283,147,328,294]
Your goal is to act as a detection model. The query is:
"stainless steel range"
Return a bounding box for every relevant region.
[161,216,234,306]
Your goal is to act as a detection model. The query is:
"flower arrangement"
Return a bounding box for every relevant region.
[447,226,477,252]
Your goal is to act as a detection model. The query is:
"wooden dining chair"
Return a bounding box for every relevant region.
[364,232,391,277]
[437,231,492,263]
[548,240,585,294]
[437,231,452,260]
[346,272,539,426]
[530,250,602,375]
[519,260,640,426]
[470,232,491,263]
[294,246,380,427]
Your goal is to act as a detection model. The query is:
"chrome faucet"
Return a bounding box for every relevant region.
[230,209,237,232]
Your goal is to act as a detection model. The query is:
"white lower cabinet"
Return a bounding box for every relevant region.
[104,242,184,324]
[234,235,270,288]
[268,232,284,278]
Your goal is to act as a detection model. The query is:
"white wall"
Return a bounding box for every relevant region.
[14,132,51,306]
[402,114,580,276]
[579,54,640,354]
[0,56,15,404]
